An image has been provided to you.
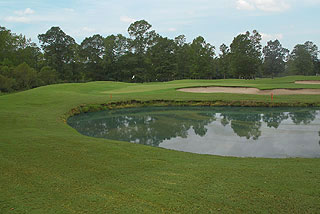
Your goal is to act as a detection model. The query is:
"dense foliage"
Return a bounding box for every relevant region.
[1,20,319,92]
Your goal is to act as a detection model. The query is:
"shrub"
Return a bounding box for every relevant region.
[0,74,16,92]
[12,62,40,90]
[38,66,59,85]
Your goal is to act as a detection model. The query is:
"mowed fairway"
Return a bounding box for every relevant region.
[1,76,320,213]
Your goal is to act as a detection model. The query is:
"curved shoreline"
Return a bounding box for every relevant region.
[178,87,320,95]
[65,99,320,120]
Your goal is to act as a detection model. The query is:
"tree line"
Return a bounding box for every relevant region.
[1,20,319,92]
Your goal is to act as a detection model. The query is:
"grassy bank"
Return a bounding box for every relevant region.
[1,76,320,213]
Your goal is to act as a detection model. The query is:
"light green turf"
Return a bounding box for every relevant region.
[1,76,320,213]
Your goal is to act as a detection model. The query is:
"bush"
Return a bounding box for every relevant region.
[0,74,16,92]
[38,66,59,85]
[12,62,40,90]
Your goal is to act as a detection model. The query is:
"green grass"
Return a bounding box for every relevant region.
[1,76,320,213]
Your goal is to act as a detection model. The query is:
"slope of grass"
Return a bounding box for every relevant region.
[1,76,320,213]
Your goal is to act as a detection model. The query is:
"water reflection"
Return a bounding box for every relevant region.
[68,107,320,158]
[69,107,216,147]
[220,113,262,140]
[262,112,288,128]
[289,110,317,125]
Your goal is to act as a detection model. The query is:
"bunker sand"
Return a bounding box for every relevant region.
[295,80,320,84]
[178,87,320,95]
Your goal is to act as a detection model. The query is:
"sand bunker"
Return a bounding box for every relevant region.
[295,80,320,84]
[178,87,320,95]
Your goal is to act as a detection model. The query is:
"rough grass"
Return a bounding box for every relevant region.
[1,76,320,213]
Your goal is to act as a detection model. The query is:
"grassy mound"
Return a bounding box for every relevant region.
[1,76,320,213]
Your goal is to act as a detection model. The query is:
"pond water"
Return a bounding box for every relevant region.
[67,106,320,158]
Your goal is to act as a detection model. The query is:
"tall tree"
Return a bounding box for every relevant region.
[0,26,40,67]
[80,34,105,80]
[102,34,130,81]
[174,35,191,79]
[0,26,42,90]
[102,35,118,81]
[230,30,262,79]
[218,43,231,79]
[0,26,16,63]
[38,27,77,81]
[111,34,131,81]
[262,40,289,78]
[127,20,158,82]
[304,41,319,74]
[147,36,177,81]
[189,36,215,79]
[287,43,316,75]
[128,20,158,55]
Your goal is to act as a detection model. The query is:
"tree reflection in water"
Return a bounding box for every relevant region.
[68,107,216,147]
[220,113,262,140]
[289,110,317,125]
[262,112,288,128]
[68,107,320,146]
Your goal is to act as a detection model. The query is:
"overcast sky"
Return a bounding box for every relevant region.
[1,0,320,51]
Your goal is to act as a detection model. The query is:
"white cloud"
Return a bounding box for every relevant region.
[256,0,290,12]
[4,16,31,23]
[261,33,283,43]
[63,8,75,13]
[4,7,79,24]
[168,27,177,32]
[236,0,255,10]
[5,8,35,23]
[82,27,96,32]
[304,0,320,4]
[14,8,34,16]
[120,16,136,23]
[236,0,290,12]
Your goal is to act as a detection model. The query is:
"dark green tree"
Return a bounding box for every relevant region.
[102,34,130,81]
[304,41,319,75]
[80,34,105,80]
[0,74,15,92]
[0,26,16,63]
[218,43,231,79]
[14,35,41,69]
[127,20,159,82]
[304,41,319,62]
[287,43,314,75]
[230,30,262,79]
[128,20,158,55]
[0,26,41,69]
[262,40,289,78]
[38,27,78,81]
[189,36,215,79]
[147,36,177,81]
[12,62,40,90]
[174,35,191,79]
[38,66,59,85]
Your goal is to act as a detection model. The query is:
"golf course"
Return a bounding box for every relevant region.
[1,76,320,213]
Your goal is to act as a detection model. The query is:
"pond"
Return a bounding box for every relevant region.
[67,106,320,158]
